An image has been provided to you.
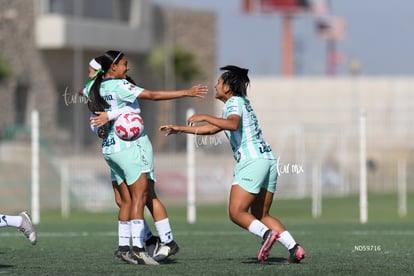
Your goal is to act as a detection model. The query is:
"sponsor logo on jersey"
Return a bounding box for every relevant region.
[103,95,114,101]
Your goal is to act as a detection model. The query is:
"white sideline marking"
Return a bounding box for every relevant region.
[0,231,246,238]
[1,230,413,238]
[351,230,414,236]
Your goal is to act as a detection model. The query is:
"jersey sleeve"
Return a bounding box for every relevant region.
[116,79,144,103]
[224,97,243,118]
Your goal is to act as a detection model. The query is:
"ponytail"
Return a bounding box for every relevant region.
[125,75,137,85]
[87,70,109,113]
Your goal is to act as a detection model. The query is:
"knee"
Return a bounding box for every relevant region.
[228,207,241,224]
[117,195,131,206]
[114,199,122,208]
[122,199,132,210]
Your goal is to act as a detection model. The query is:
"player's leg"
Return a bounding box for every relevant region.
[228,184,258,229]
[251,188,286,232]
[138,135,179,261]
[229,159,273,232]
[0,212,36,245]
[145,179,179,261]
[123,174,158,265]
[251,159,306,263]
[112,179,131,261]
[105,149,158,265]
[255,190,306,263]
[114,175,159,255]
[230,158,280,262]
[114,178,159,264]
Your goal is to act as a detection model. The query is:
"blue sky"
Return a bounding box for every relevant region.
[153,0,414,76]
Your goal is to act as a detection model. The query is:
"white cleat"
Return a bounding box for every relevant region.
[121,250,159,265]
[18,211,37,245]
[153,241,179,262]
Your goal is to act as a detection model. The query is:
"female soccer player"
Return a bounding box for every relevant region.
[0,211,36,245]
[159,65,306,263]
[83,57,161,262]
[84,50,207,265]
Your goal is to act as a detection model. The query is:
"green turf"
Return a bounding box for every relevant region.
[1,193,413,275]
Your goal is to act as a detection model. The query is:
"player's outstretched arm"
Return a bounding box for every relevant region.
[139,85,208,101]
[188,114,240,131]
[160,123,220,136]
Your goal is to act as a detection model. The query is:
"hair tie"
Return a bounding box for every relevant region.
[85,69,104,88]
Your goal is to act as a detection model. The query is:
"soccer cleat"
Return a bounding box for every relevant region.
[145,235,161,257]
[152,240,180,262]
[258,230,279,262]
[114,246,130,262]
[121,247,159,265]
[113,250,124,262]
[288,244,306,263]
[18,211,37,245]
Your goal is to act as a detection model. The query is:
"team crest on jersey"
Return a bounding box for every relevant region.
[121,80,136,91]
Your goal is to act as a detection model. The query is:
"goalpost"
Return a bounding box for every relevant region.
[359,109,368,224]
[186,108,196,224]
[31,110,40,224]
[398,159,407,217]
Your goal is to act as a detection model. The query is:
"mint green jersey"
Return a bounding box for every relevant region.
[84,78,144,154]
[222,96,275,162]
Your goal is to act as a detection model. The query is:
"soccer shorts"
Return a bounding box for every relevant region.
[136,134,156,182]
[232,158,277,194]
[104,141,150,186]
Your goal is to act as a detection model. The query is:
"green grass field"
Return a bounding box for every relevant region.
[1,193,413,275]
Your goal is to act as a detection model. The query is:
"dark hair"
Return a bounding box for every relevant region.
[94,55,105,68]
[125,75,136,85]
[220,65,250,97]
[87,50,124,113]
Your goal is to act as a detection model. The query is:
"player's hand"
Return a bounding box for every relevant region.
[90,112,109,127]
[97,127,105,138]
[187,114,206,125]
[187,85,208,98]
[159,125,179,136]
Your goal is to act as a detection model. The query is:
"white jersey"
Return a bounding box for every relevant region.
[222,96,275,162]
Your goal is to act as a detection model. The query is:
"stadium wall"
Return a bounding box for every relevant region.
[243,77,414,197]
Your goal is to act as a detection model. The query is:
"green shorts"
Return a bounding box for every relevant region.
[135,134,155,182]
[105,134,155,185]
[232,158,277,194]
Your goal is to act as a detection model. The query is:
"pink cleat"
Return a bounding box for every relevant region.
[288,244,306,263]
[258,230,279,262]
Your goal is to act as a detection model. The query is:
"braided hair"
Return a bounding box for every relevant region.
[220,65,250,97]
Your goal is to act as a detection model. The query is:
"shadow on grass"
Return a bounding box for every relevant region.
[242,257,288,265]
[157,258,178,265]
[0,251,13,269]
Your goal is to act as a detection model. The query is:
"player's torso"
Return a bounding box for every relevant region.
[100,80,140,154]
[223,96,274,162]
